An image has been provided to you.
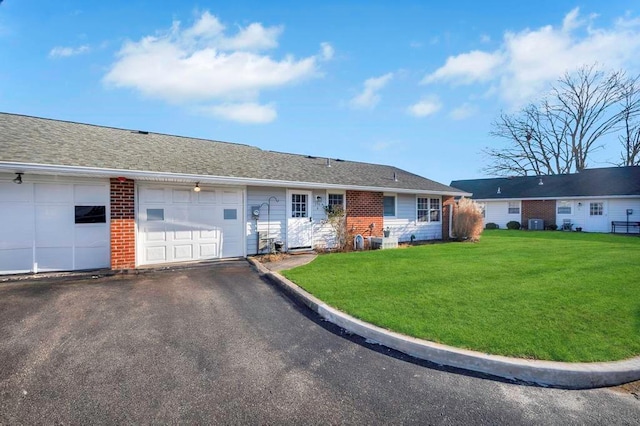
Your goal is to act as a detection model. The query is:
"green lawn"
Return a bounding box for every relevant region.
[282,230,640,362]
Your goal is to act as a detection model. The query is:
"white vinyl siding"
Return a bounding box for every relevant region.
[384,194,442,241]
[246,186,286,255]
[482,200,520,229]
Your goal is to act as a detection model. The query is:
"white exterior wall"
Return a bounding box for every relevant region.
[383,194,442,241]
[246,186,286,255]
[482,200,521,229]
[556,198,640,233]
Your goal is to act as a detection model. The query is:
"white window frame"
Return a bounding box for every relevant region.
[589,202,604,216]
[417,197,429,222]
[383,194,396,218]
[416,196,441,223]
[325,191,345,212]
[429,197,441,223]
[508,201,520,215]
[557,200,572,215]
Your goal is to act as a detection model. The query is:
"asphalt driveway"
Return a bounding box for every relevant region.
[0,261,638,424]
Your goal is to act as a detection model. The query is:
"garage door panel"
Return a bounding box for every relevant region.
[35,205,73,247]
[141,187,165,203]
[75,247,109,270]
[74,224,109,247]
[222,190,240,204]
[145,228,167,242]
[146,246,167,262]
[0,182,33,202]
[0,204,35,249]
[197,190,216,204]
[174,230,193,240]
[35,183,73,203]
[172,189,191,203]
[74,184,109,203]
[200,243,219,257]
[173,245,193,260]
[37,247,73,271]
[0,248,33,274]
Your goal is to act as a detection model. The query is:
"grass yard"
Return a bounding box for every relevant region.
[282,230,640,362]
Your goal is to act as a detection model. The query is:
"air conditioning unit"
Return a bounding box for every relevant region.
[528,218,544,230]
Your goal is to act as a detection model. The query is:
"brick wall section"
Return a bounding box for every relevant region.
[442,196,456,240]
[110,178,136,269]
[345,190,384,243]
[521,200,556,229]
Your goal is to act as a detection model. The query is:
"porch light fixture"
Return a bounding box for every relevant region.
[538,178,544,186]
[13,173,23,184]
[193,182,201,192]
[497,186,501,194]
[316,195,322,205]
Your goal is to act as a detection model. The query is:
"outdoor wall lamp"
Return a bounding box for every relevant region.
[193,182,201,192]
[316,195,322,205]
[13,173,23,184]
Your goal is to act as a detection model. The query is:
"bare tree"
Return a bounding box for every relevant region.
[484,65,640,176]
[619,79,640,166]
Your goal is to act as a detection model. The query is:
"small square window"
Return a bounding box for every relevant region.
[75,206,106,224]
[223,209,237,220]
[147,208,164,221]
[383,196,396,217]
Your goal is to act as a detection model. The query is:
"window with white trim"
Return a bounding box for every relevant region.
[508,201,520,214]
[417,197,441,222]
[590,202,603,216]
[291,193,308,218]
[430,198,441,222]
[557,201,572,215]
[383,195,396,217]
[326,193,344,213]
[417,198,429,222]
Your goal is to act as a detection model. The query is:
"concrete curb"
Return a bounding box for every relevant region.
[248,258,640,389]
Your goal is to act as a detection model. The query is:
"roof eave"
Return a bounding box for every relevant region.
[0,162,470,197]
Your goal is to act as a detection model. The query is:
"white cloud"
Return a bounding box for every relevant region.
[422,8,640,106]
[422,50,503,85]
[350,72,393,109]
[480,34,491,43]
[103,11,329,123]
[203,102,277,124]
[407,96,442,117]
[320,42,334,60]
[49,45,90,58]
[449,103,477,120]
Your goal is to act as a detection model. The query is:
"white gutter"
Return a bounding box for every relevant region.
[472,195,640,201]
[0,161,471,197]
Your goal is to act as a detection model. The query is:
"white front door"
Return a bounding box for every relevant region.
[585,200,608,232]
[286,190,313,249]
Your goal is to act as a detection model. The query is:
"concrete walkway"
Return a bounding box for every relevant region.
[249,256,640,389]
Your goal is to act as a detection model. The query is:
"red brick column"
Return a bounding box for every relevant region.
[522,200,556,229]
[110,178,136,269]
[345,190,384,244]
[442,196,456,240]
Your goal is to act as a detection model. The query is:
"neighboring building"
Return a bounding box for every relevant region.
[0,112,467,275]
[450,166,640,232]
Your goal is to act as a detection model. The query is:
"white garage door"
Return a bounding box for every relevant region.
[0,177,110,275]
[137,185,244,265]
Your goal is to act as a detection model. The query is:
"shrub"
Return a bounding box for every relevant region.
[452,197,484,241]
[485,222,499,230]
[506,221,521,230]
[546,224,558,231]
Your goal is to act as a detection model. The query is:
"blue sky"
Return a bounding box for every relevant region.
[1,1,639,185]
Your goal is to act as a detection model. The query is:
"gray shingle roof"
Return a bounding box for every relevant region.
[450,166,640,199]
[0,112,464,194]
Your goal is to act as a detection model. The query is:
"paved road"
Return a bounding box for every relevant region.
[0,261,638,424]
